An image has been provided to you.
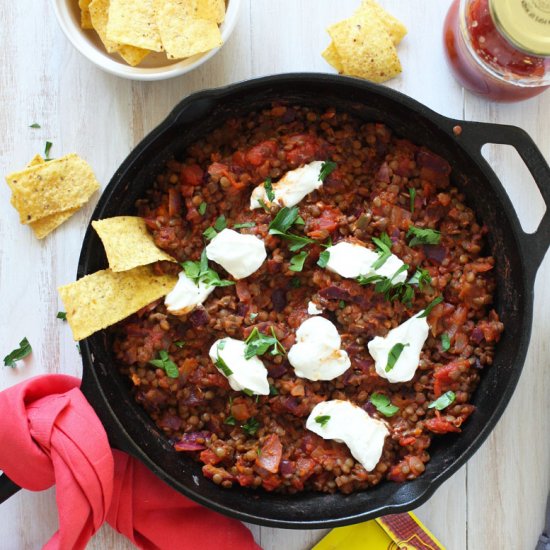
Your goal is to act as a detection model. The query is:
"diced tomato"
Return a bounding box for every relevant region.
[306,207,341,238]
[261,475,283,491]
[231,400,254,422]
[256,434,283,474]
[284,134,321,166]
[433,359,470,396]
[236,474,255,487]
[180,164,203,186]
[425,415,461,434]
[168,188,181,217]
[207,162,245,190]
[245,140,278,166]
[200,449,223,465]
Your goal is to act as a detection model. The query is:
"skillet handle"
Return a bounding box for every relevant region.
[452,121,550,277]
[0,473,21,504]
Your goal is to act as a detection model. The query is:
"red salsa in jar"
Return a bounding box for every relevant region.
[444,0,550,101]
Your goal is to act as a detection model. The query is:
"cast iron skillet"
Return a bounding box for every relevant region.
[3,74,549,527]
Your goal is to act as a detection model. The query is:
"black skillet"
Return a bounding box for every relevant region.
[2,74,549,528]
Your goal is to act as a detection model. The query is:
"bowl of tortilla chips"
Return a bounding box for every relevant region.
[52,0,241,80]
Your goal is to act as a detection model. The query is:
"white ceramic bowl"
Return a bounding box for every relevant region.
[52,0,241,81]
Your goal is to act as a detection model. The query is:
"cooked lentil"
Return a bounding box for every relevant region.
[111,104,504,494]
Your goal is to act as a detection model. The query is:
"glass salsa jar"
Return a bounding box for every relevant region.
[443,0,550,101]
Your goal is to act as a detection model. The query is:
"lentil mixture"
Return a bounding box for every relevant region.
[111,104,504,494]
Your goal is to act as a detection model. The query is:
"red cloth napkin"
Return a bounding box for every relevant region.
[0,375,260,550]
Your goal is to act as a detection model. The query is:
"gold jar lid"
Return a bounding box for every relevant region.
[490,0,550,56]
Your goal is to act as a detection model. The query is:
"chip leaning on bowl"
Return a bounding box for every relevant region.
[80,0,226,66]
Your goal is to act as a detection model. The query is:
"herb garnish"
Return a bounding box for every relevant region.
[264,178,275,202]
[370,393,399,417]
[198,202,207,215]
[428,390,456,411]
[149,350,179,378]
[29,123,41,129]
[386,342,409,372]
[57,311,67,321]
[243,388,254,397]
[289,251,308,272]
[269,384,279,396]
[407,226,441,247]
[268,206,315,251]
[357,264,414,305]
[3,338,32,368]
[441,333,451,351]
[215,342,233,376]
[242,417,260,436]
[181,249,234,288]
[224,415,237,426]
[317,250,330,268]
[244,327,285,359]
[203,215,227,240]
[257,198,270,213]
[233,222,256,229]
[203,226,217,240]
[418,296,443,318]
[371,233,393,270]
[409,188,416,213]
[315,415,331,427]
[408,267,432,289]
[44,141,53,160]
[339,300,346,309]
[318,161,337,182]
[290,277,301,288]
[250,312,259,321]
[174,341,186,348]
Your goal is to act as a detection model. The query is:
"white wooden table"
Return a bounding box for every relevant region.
[1,1,549,548]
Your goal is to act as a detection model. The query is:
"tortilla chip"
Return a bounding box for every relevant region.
[79,0,94,29]
[358,0,407,46]
[7,154,100,224]
[27,154,46,168]
[117,44,150,66]
[107,0,163,52]
[92,216,176,272]
[322,42,343,72]
[328,13,401,83]
[155,1,222,59]
[89,0,120,53]
[193,0,226,24]
[58,266,178,341]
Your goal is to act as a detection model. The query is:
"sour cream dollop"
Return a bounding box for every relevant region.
[368,312,429,383]
[306,400,389,472]
[250,160,324,209]
[288,316,350,381]
[325,241,407,282]
[164,271,215,316]
[205,228,267,279]
[208,338,269,395]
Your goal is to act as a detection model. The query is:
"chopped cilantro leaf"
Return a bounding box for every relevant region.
[386,343,409,372]
[198,202,207,215]
[428,390,456,411]
[407,226,441,247]
[3,338,32,368]
[289,251,308,272]
[318,161,337,182]
[149,350,179,378]
[370,393,399,417]
[317,250,330,268]
[315,415,330,427]
[57,311,67,321]
[264,178,275,202]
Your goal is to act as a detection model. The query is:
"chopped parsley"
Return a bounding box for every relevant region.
[264,178,275,202]
[174,341,186,348]
[3,338,32,368]
[244,327,285,359]
[233,222,256,229]
[29,123,41,129]
[269,384,279,396]
[224,415,237,426]
[241,417,260,436]
[441,333,451,351]
[57,311,67,321]
[409,188,416,213]
[289,251,308,272]
[44,141,53,160]
[215,342,233,377]
[339,300,346,309]
[149,350,179,378]
[198,202,207,215]
[214,215,227,232]
[408,267,432,289]
[418,296,443,318]
[181,249,234,288]
[357,264,414,305]
[370,393,399,417]
[203,226,217,240]
[314,415,331,427]
[317,250,330,268]
[318,161,337,182]
[407,226,441,247]
[268,206,315,251]
[371,233,393,270]
[386,342,409,372]
[428,390,456,411]
[290,277,302,288]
